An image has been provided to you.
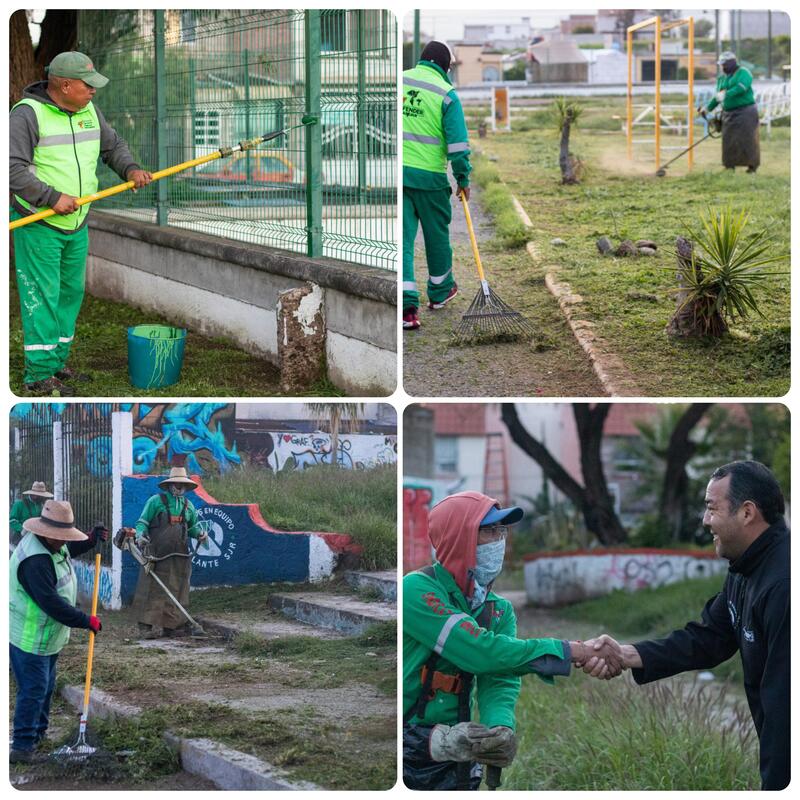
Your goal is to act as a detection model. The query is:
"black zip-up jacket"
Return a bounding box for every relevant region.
[631,522,790,790]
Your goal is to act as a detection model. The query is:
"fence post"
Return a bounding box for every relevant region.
[53,421,65,500]
[356,11,368,205]
[304,9,323,258]
[154,9,169,226]
[111,412,134,610]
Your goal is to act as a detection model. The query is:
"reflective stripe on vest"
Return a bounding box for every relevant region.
[402,66,453,174]
[12,99,101,231]
[10,531,78,655]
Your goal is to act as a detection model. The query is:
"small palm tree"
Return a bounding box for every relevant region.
[306,403,365,466]
[668,206,788,338]
[552,97,583,184]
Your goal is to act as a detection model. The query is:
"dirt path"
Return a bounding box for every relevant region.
[403,185,604,397]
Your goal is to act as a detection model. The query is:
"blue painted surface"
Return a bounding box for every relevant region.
[121,475,310,605]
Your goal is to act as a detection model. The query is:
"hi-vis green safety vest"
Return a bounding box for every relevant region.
[10,531,77,655]
[12,98,101,231]
[402,65,454,174]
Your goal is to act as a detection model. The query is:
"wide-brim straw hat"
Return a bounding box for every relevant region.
[23,500,88,542]
[23,481,54,499]
[158,467,198,490]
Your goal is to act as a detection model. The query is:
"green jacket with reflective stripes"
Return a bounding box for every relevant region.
[707,66,756,112]
[10,531,78,655]
[403,61,471,191]
[12,98,101,231]
[403,562,568,730]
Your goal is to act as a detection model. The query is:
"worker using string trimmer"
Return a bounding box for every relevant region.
[120,465,208,640]
[9,500,108,764]
[402,41,471,331]
[403,491,625,790]
[10,51,152,396]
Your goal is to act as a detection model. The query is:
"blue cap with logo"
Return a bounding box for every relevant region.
[480,505,524,527]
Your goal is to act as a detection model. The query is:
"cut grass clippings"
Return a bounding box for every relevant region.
[473,101,790,396]
[203,464,396,570]
[9,272,345,397]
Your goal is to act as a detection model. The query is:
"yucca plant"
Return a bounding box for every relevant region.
[667,206,788,338]
[551,97,583,184]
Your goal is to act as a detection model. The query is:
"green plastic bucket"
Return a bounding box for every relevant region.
[127,325,186,389]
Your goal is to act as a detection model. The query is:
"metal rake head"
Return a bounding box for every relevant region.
[452,286,535,345]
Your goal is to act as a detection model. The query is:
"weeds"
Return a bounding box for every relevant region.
[470,157,530,248]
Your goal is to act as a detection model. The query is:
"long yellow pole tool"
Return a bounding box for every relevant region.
[452,192,535,345]
[10,125,303,231]
[54,552,102,760]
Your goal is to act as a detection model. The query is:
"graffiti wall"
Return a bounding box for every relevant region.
[119,475,357,603]
[73,560,115,609]
[12,402,239,477]
[523,548,727,606]
[246,432,397,472]
[403,486,432,573]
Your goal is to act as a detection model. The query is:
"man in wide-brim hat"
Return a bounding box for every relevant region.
[10,481,54,547]
[9,500,107,763]
[121,466,207,639]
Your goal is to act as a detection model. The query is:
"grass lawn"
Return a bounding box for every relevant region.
[474,99,790,396]
[9,272,344,397]
[503,575,757,790]
[203,464,397,571]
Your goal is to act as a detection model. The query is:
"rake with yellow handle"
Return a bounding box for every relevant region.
[52,552,102,761]
[10,122,310,232]
[452,192,535,345]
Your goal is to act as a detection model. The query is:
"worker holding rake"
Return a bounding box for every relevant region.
[402,41,471,331]
[10,51,152,396]
[9,500,108,764]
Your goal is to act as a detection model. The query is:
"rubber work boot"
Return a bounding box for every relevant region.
[403,308,421,330]
[55,365,91,382]
[23,376,75,397]
[428,283,458,310]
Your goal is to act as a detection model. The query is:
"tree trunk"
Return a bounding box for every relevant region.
[10,11,38,107]
[659,403,713,540]
[35,11,78,73]
[501,404,627,545]
[558,112,578,184]
[666,236,728,338]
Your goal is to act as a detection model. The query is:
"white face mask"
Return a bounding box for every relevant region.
[169,485,186,498]
[470,539,506,609]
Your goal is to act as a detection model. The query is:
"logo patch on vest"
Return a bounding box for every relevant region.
[77,119,95,129]
[403,90,425,119]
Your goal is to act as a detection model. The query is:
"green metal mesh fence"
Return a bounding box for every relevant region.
[77,9,397,270]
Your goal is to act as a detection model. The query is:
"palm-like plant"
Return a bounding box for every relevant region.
[306,403,365,467]
[668,206,788,338]
[551,97,583,184]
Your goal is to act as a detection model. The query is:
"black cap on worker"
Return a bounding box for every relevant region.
[420,41,452,73]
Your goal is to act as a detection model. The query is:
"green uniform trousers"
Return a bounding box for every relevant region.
[12,216,89,383]
[403,186,455,310]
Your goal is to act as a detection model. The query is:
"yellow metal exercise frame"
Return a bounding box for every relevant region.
[627,16,695,170]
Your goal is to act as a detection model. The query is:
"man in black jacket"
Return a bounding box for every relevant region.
[587,461,789,789]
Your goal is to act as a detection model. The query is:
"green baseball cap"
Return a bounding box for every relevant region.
[47,51,109,88]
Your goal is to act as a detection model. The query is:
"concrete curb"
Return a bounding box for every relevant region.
[507,189,641,396]
[61,685,316,791]
[269,592,396,635]
[344,570,398,602]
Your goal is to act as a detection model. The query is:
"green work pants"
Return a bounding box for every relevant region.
[403,186,454,310]
[12,218,89,383]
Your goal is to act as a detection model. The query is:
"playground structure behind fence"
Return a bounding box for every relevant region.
[77,9,397,270]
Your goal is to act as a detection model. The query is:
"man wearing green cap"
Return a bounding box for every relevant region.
[402,41,471,332]
[10,51,153,396]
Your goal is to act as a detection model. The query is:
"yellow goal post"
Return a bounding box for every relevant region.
[627,16,695,171]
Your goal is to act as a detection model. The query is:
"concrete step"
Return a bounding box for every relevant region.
[344,570,397,602]
[268,592,396,636]
[197,614,346,642]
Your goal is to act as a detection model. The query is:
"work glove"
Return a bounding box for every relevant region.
[91,524,109,543]
[136,535,151,548]
[715,90,726,104]
[197,531,209,546]
[121,527,136,538]
[429,722,492,763]
[472,726,517,767]
[88,616,102,634]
